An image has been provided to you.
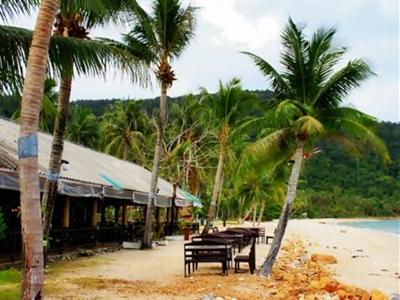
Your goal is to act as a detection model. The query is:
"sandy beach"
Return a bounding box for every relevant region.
[43,219,400,299]
[284,219,400,295]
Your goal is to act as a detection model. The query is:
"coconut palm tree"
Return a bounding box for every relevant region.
[41,1,149,244]
[12,78,58,133]
[66,106,99,148]
[243,18,389,276]
[101,101,152,163]
[201,78,257,234]
[123,0,197,248]
[16,0,59,297]
[164,94,211,194]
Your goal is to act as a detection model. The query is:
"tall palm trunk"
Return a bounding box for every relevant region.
[42,73,72,245]
[143,81,167,248]
[18,1,59,298]
[202,145,225,234]
[252,204,257,227]
[237,196,244,223]
[241,203,255,224]
[259,142,304,276]
[257,202,265,225]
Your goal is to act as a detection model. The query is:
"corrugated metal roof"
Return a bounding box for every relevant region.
[0,118,181,198]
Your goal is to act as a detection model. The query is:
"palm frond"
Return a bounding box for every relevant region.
[0,0,39,21]
[0,25,149,91]
[295,115,325,138]
[241,51,292,98]
[247,128,294,166]
[321,107,390,162]
[313,59,375,109]
[280,18,308,102]
[152,0,197,59]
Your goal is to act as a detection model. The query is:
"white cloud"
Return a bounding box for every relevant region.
[197,1,280,49]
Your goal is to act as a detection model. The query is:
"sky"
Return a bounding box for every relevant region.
[4,0,400,122]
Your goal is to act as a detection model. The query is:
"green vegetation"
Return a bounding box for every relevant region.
[0,268,20,300]
[0,93,398,219]
[0,207,7,239]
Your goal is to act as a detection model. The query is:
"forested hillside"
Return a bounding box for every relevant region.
[0,90,398,218]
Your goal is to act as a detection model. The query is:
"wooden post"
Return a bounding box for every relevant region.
[166,207,171,223]
[114,205,120,224]
[100,202,106,225]
[62,197,70,228]
[92,199,98,227]
[121,203,127,225]
[155,207,160,227]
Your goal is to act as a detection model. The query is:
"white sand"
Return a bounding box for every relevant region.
[273,218,400,295]
[46,218,400,298]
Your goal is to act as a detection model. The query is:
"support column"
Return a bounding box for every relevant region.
[114,205,120,224]
[121,203,127,225]
[155,207,160,227]
[101,201,106,225]
[62,197,70,228]
[92,199,98,227]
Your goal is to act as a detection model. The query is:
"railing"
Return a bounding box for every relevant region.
[0,224,144,264]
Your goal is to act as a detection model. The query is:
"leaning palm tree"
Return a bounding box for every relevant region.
[15,0,59,298]
[123,0,197,248]
[41,1,149,245]
[201,78,257,234]
[243,18,389,276]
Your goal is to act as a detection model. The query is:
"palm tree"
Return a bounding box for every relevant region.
[123,0,197,248]
[201,78,256,234]
[41,1,149,244]
[101,101,152,163]
[164,94,211,194]
[15,0,59,297]
[12,78,58,133]
[66,106,99,148]
[243,18,389,276]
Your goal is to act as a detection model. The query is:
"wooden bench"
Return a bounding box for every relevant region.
[234,238,256,274]
[184,243,232,277]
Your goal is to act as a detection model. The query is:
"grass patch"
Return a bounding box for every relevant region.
[0,269,20,284]
[0,269,21,300]
[0,289,20,300]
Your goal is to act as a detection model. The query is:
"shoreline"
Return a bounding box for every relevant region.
[280,219,400,295]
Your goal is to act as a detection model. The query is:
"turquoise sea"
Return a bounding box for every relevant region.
[340,219,400,235]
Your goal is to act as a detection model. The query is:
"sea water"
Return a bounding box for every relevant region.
[340,219,400,235]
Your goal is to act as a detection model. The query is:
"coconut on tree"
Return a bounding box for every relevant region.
[122,0,197,248]
[243,18,389,276]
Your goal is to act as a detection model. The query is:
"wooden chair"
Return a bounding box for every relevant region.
[266,229,276,244]
[234,237,256,274]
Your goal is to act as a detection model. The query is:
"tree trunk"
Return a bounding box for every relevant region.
[241,203,254,224]
[259,142,304,276]
[237,196,243,223]
[42,74,72,247]
[257,202,265,225]
[18,1,59,298]
[202,146,225,234]
[252,204,257,227]
[143,81,167,248]
[215,175,224,221]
